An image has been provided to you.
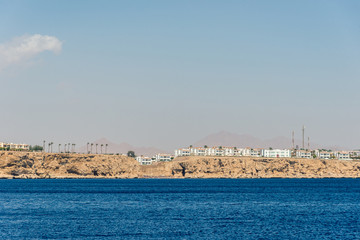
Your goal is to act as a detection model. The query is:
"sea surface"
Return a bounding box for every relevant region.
[0,179,359,239]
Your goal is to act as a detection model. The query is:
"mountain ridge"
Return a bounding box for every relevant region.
[192,131,343,150]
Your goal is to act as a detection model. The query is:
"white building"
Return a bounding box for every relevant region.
[315,150,332,159]
[350,151,360,159]
[190,147,206,156]
[335,151,351,160]
[176,147,232,157]
[241,148,251,156]
[155,154,172,162]
[215,148,224,156]
[204,147,224,156]
[234,148,243,156]
[135,156,154,165]
[205,147,217,156]
[175,146,269,158]
[0,142,30,150]
[261,149,291,158]
[250,148,262,157]
[296,150,312,159]
[175,148,191,157]
[223,147,236,156]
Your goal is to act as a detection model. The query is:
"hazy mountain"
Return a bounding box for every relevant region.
[78,138,167,156]
[193,131,342,150]
[193,131,263,148]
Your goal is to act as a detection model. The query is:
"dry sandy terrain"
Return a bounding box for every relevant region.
[0,152,360,179]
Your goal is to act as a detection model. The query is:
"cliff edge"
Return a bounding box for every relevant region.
[0,152,360,179]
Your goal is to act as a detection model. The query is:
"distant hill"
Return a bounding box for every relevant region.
[193,131,341,150]
[77,138,167,156]
[193,131,263,148]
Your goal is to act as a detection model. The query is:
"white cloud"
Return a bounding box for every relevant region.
[0,34,62,71]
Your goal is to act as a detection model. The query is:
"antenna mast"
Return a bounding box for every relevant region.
[302,125,305,149]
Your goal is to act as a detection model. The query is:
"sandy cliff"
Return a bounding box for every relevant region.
[0,152,140,179]
[0,152,360,179]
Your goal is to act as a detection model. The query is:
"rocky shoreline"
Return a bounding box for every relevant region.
[0,152,360,179]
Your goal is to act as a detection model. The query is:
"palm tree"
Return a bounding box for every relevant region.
[90,143,93,154]
[73,144,76,153]
[105,144,108,154]
[58,144,61,153]
[96,144,98,154]
[87,142,89,154]
[51,142,53,153]
[204,145,208,148]
[43,140,46,152]
[64,144,67,153]
[48,143,51,153]
[68,143,71,153]
[101,144,103,154]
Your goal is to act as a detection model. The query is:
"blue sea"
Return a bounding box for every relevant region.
[0,179,359,239]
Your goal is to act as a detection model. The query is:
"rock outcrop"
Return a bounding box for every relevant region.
[0,152,360,179]
[0,152,140,179]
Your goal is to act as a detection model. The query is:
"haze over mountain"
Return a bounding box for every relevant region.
[77,138,167,156]
[78,131,347,157]
[192,131,343,150]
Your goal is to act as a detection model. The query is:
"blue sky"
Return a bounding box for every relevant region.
[1,0,360,150]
